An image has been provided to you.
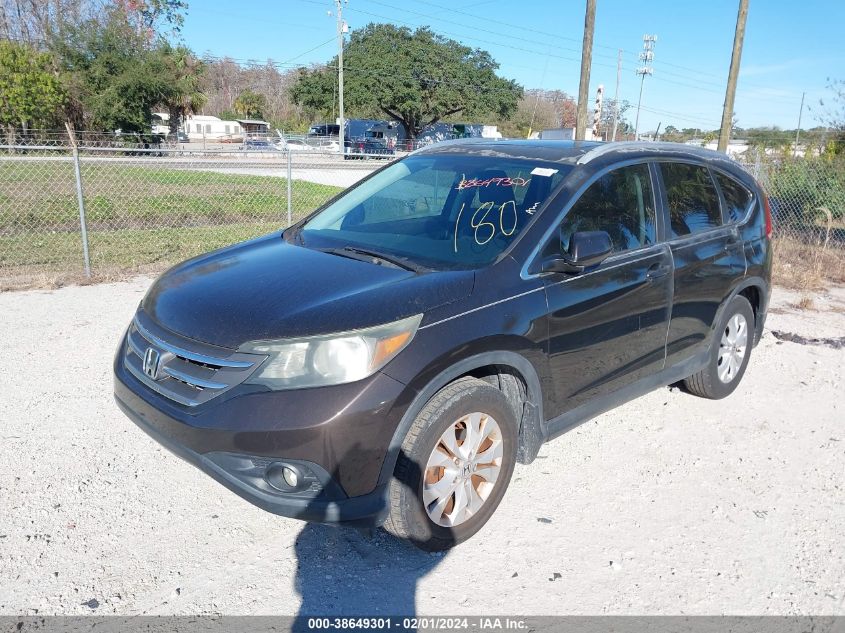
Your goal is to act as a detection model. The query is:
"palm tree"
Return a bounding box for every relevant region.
[157,45,206,138]
[233,90,266,120]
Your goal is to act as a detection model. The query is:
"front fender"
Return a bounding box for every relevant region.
[377,346,548,490]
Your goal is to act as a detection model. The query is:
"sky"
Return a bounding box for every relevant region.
[179,0,845,134]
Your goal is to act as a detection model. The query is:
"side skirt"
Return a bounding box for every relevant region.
[542,349,709,442]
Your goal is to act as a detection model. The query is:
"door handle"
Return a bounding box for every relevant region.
[646,263,670,281]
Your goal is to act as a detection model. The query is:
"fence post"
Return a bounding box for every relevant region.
[286,149,293,226]
[65,124,93,278]
[72,148,92,277]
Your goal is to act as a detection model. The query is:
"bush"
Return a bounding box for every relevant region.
[765,156,845,228]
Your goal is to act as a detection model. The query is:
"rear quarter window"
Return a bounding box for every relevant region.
[715,172,753,223]
[660,162,722,238]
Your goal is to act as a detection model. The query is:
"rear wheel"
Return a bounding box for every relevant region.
[385,377,518,551]
[684,295,754,399]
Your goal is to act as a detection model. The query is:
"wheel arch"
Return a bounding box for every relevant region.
[715,276,769,346]
[377,351,546,489]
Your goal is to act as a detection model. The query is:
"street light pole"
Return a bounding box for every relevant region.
[335,0,347,156]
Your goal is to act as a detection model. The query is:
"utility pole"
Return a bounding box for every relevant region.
[334,0,348,156]
[634,34,656,141]
[575,0,596,141]
[718,0,749,153]
[794,91,805,157]
[611,49,622,142]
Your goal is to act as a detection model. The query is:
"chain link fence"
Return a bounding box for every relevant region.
[740,150,845,245]
[739,149,845,289]
[0,143,389,289]
[1,140,844,290]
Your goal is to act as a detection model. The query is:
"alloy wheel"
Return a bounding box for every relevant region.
[422,412,504,528]
[717,313,748,383]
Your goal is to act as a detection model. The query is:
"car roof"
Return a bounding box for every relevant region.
[414,139,748,177]
[415,138,603,164]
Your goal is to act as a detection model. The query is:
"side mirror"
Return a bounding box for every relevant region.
[541,230,613,274]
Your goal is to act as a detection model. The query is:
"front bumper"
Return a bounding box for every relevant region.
[113,333,410,526]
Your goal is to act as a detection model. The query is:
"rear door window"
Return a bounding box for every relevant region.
[715,173,752,223]
[659,163,722,237]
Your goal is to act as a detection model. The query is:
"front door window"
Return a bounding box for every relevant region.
[556,163,657,255]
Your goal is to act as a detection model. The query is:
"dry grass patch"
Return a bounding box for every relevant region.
[772,236,845,291]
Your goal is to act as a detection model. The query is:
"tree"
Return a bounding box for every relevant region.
[292,23,522,139]
[233,89,266,119]
[0,40,65,141]
[494,89,577,138]
[0,0,187,47]
[599,98,631,140]
[0,0,99,46]
[119,0,189,37]
[155,44,206,136]
[54,9,173,132]
[816,78,845,152]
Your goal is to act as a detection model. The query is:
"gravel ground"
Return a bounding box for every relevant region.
[0,278,843,616]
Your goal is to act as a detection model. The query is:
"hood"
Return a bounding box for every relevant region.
[141,234,474,348]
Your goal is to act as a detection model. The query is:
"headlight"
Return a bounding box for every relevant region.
[242,314,422,389]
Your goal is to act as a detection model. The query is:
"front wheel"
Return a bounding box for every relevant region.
[684,295,754,399]
[385,377,518,551]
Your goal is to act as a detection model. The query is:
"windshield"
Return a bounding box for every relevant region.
[300,154,569,269]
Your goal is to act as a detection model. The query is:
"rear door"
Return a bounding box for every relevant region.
[542,162,672,419]
[656,161,746,368]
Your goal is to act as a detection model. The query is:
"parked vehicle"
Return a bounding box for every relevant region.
[243,137,279,152]
[307,123,341,139]
[278,137,340,153]
[347,133,396,159]
[114,140,772,550]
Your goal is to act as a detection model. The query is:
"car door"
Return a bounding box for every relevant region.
[656,161,746,369]
[541,162,673,419]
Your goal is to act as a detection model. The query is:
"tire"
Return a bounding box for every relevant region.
[684,295,755,399]
[385,376,518,551]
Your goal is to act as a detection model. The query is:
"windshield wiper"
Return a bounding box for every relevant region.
[322,246,425,272]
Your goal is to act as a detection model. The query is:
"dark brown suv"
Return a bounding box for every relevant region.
[114,140,772,550]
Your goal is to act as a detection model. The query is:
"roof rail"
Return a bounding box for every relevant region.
[576,140,733,165]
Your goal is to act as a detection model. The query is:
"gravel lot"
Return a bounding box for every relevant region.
[0,278,843,616]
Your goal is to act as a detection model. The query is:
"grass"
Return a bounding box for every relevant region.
[0,161,341,231]
[0,160,343,289]
[772,236,845,293]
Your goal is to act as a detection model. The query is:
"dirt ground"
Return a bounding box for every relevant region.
[0,278,843,616]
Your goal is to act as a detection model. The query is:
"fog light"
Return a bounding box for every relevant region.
[265,462,310,493]
[282,466,299,488]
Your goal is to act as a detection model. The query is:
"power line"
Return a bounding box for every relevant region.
[218,3,820,128]
[404,0,806,100]
[407,0,625,56]
[350,1,808,109]
[343,4,591,68]
[294,0,810,110]
[279,36,337,66]
[369,0,628,68]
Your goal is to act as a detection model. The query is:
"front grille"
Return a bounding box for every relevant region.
[123,312,265,407]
